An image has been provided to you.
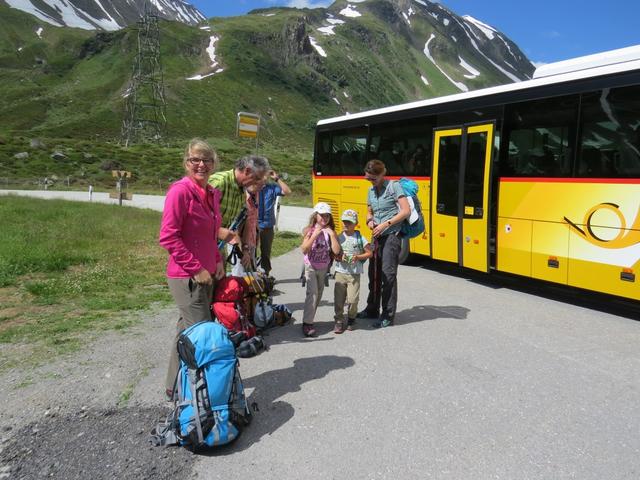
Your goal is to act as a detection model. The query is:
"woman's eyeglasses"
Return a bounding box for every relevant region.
[188,157,214,165]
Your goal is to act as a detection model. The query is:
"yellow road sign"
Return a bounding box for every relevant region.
[237,112,260,138]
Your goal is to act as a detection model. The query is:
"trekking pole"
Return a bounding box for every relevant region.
[373,237,380,313]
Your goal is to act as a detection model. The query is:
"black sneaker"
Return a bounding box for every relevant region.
[373,317,393,328]
[356,309,377,319]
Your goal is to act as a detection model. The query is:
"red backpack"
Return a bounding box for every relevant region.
[211,276,257,340]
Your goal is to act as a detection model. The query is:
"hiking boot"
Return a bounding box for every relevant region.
[334,322,345,334]
[373,317,393,329]
[302,323,317,337]
[356,309,377,319]
[347,318,356,331]
[165,388,175,402]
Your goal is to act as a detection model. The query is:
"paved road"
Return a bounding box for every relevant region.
[0,189,312,233]
[139,248,640,479]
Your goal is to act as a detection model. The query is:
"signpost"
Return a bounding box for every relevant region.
[111,170,133,206]
[236,112,260,151]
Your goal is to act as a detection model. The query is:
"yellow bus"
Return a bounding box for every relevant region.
[313,46,640,302]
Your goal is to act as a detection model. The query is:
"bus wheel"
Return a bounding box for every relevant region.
[398,236,411,264]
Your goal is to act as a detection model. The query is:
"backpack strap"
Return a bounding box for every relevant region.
[356,231,364,253]
[188,368,205,444]
[150,410,180,447]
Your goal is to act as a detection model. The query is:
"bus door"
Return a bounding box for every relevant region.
[431,123,494,272]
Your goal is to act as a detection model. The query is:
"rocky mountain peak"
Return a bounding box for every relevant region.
[3,0,206,31]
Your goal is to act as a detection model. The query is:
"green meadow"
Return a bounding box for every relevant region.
[0,195,300,368]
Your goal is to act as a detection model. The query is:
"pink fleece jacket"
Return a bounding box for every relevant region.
[159,176,222,278]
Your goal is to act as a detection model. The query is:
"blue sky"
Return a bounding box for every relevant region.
[189,0,640,65]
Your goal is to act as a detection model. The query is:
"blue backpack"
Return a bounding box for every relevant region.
[397,178,425,239]
[151,321,252,450]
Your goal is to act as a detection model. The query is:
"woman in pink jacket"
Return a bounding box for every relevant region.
[159,138,228,399]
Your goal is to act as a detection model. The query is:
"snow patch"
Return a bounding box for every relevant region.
[459,56,480,79]
[261,13,276,17]
[451,36,457,42]
[327,17,345,25]
[420,74,429,86]
[205,35,221,69]
[414,0,427,6]
[4,0,63,27]
[17,46,24,52]
[186,69,223,81]
[343,91,349,98]
[463,15,497,40]
[443,18,449,27]
[333,97,341,105]
[36,27,43,38]
[309,37,327,57]
[340,5,361,18]
[200,26,211,30]
[186,35,223,80]
[453,16,521,82]
[318,25,336,35]
[423,34,468,92]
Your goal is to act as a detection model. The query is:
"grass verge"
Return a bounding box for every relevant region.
[0,195,300,370]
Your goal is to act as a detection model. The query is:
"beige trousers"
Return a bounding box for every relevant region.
[333,272,361,324]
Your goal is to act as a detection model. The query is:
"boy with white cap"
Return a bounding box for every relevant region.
[333,209,373,333]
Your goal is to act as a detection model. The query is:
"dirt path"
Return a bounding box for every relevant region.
[0,305,193,479]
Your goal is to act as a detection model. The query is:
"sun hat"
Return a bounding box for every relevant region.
[313,202,332,215]
[341,209,358,224]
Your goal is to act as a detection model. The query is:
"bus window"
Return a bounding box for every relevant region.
[502,95,577,177]
[437,135,461,216]
[315,128,367,175]
[369,118,434,176]
[578,85,640,177]
[464,132,487,215]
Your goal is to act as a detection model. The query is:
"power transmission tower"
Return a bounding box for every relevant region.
[121,3,167,146]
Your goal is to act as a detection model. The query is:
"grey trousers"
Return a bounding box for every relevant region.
[365,233,401,320]
[165,277,214,391]
[259,227,275,274]
[302,265,329,325]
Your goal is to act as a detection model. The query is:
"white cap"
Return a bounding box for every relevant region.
[313,202,332,215]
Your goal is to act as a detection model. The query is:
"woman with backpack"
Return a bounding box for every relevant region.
[300,202,342,337]
[159,139,235,400]
[357,159,410,328]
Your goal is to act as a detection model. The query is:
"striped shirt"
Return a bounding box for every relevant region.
[208,169,244,228]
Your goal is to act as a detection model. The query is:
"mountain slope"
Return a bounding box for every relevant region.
[1,0,205,30]
[0,0,535,146]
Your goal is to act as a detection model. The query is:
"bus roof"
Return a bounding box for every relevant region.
[317,45,640,127]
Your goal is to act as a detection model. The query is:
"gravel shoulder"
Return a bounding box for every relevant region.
[0,304,182,479]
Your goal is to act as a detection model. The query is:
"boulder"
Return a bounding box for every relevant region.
[14,152,29,159]
[50,151,67,160]
[30,138,46,149]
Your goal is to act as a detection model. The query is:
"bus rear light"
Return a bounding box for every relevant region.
[621,269,635,282]
[547,256,559,268]
[473,239,480,244]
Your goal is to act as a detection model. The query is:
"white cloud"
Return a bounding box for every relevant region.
[286,0,333,8]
